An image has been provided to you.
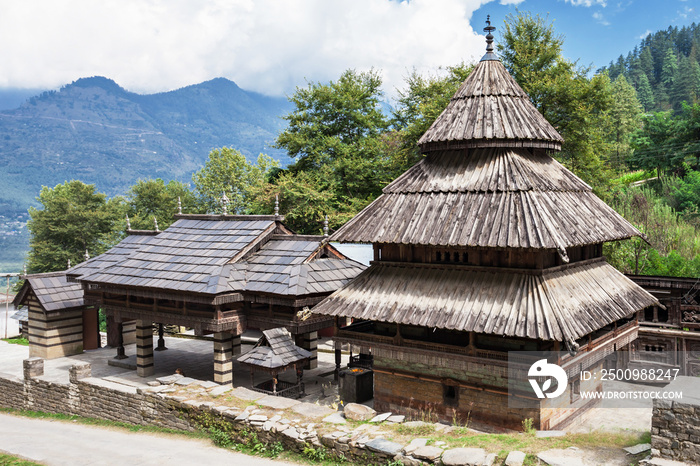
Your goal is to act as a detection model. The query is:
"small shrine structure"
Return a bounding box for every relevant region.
[14,271,99,358]
[313,20,659,429]
[238,327,312,398]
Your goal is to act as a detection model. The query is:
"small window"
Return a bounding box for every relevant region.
[453,252,459,262]
[462,252,468,263]
[443,384,459,407]
[570,378,581,402]
[436,252,442,262]
[644,308,654,322]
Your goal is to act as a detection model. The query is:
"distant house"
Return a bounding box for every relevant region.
[57,213,365,383]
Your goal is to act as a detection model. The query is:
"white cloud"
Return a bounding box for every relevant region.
[592,11,611,26]
[565,0,607,7]
[499,0,525,5]
[0,0,494,97]
[638,29,652,39]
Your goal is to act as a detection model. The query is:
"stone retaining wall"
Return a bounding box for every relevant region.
[652,398,700,463]
[0,358,413,465]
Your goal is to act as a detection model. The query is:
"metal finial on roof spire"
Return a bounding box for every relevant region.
[125,214,131,231]
[481,15,498,61]
[274,194,280,219]
[220,192,229,215]
[177,196,182,214]
[323,215,329,238]
[153,216,159,232]
[67,258,71,269]
[84,249,90,261]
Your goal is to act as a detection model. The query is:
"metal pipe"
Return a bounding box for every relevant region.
[2,273,20,340]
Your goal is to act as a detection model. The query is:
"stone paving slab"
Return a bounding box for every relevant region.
[322,412,346,424]
[230,387,265,401]
[536,430,566,438]
[505,450,526,466]
[624,443,651,455]
[291,402,335,418]
[256,395,302,409]
[537,448,589,466]
[365,438,403,456]
[646,457,696,465]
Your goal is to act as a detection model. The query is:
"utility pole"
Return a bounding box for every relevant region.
[2,273,20,339]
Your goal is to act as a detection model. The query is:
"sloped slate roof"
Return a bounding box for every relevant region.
[78,218,276,294]
[14,271,84,312]
[312,259,657,341]
[244,238,365,296]
[238,327,311,369]
[418,58,563,151]
[11,307,28,322]
[73,217,365,298]
[331,149,641,250]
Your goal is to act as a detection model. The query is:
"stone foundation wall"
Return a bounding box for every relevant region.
[0,360,399,465]
[652,398,700,463]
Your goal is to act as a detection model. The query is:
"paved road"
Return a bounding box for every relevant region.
[0,413,296,465]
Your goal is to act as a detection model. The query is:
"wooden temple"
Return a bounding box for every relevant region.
[312,20,660,430]
[57,212,365,384]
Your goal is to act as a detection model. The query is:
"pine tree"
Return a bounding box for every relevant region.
[661,47,679,88]
[636,74,655,111]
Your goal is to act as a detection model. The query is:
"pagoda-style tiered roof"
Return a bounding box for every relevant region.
[313,20,658,343]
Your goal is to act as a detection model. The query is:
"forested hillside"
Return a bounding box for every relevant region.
[601,22,700,112]
[0,76,291,215]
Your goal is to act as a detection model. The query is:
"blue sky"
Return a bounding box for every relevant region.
[473,0,699,71]
[0,1,697,98]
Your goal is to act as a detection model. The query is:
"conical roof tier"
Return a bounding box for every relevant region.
[418,58,563,152]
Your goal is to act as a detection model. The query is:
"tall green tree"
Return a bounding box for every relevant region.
[606,75,643,173]
[192,148,278,214]
[27,180,125,273]
[636,74,655,111]
[275,69,390,172]
[126,179,200,230]
[498,11,614,193]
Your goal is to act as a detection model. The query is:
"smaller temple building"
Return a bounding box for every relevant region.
[67,213,364,384]
[14,272,100,358]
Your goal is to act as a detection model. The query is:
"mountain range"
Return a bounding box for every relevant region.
[0,76,292,216]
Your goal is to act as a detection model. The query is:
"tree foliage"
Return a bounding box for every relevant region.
[27,181,125,273]
[126,179,200,230]
[192,148,278,214]
[498,12,614,193]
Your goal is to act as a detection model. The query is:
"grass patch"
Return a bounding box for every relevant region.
[2,337,28,346]
[0,453,42,466]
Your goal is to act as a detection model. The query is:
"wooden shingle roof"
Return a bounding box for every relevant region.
[418,58,563,152]
[237,327,311,370]
[330,149,642,252]
[312,258,657,341]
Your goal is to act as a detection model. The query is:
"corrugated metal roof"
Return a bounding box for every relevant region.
[312,259,657,341]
